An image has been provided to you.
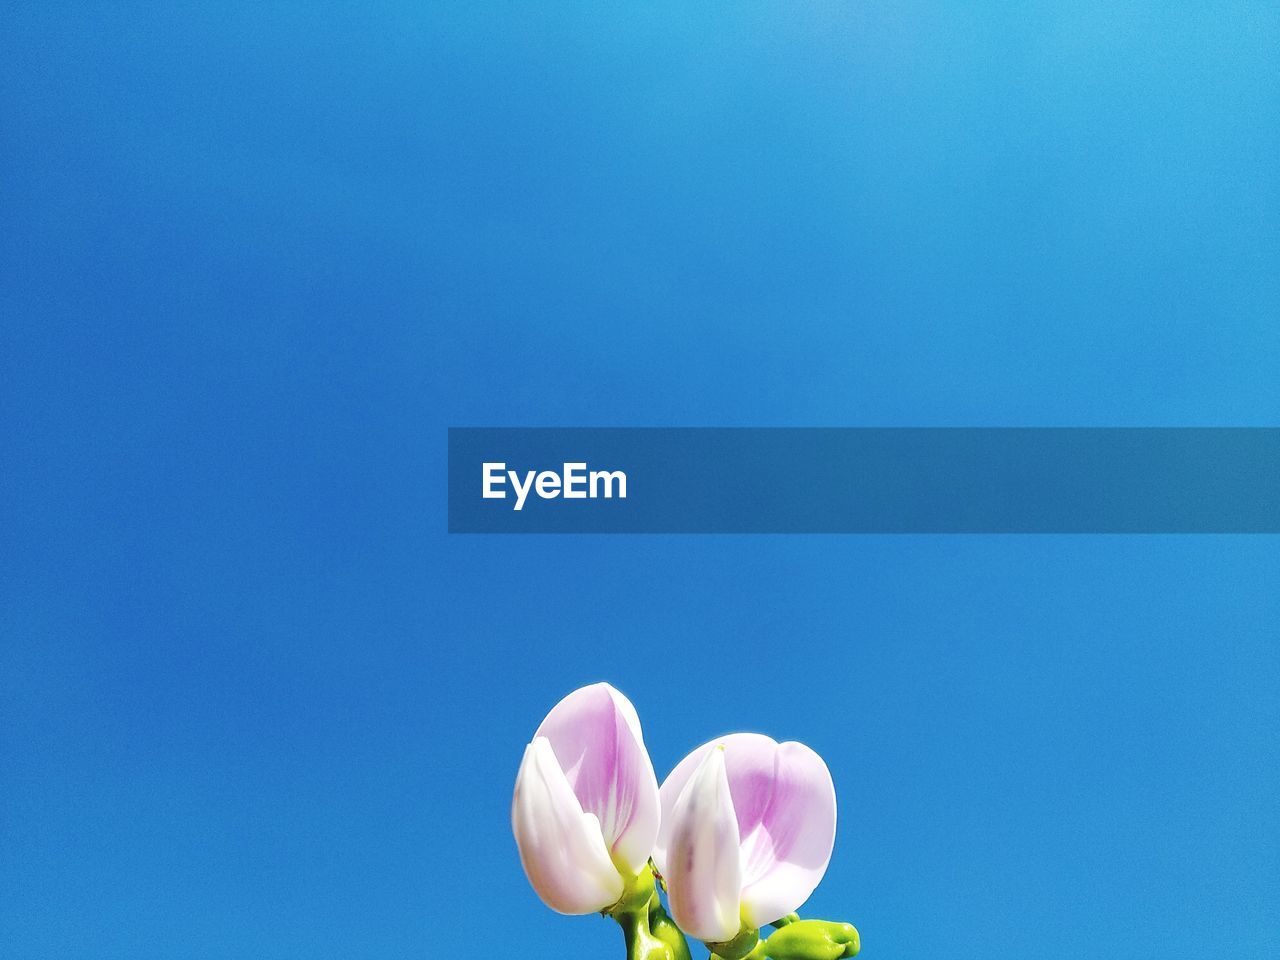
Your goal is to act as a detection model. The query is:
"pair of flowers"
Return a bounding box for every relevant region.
[512,683,839,949]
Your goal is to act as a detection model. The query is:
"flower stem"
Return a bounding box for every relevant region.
[607,864,692,960]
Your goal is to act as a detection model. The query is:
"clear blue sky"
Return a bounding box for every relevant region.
[2,2,1277,958]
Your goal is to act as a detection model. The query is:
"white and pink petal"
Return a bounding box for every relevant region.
[534,682,661,876]
[512,737,626,914]
[662,747,744,943]
[737,741,836,926]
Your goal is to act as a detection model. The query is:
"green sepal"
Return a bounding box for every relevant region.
[706,924,760,960]
[609,866,658,916]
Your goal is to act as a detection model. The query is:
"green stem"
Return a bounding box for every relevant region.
[607,865,692,960]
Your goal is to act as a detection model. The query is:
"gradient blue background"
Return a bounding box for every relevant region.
[2,3,1278,958]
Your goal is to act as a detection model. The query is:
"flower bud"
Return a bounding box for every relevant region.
[762,920,860,960]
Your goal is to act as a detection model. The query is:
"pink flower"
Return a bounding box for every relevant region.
[512,684,661,914]
[654,734,837,943]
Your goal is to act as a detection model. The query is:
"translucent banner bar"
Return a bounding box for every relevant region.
[447,428,1280,533]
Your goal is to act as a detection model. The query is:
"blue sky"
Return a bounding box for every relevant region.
[2,2,1277,958]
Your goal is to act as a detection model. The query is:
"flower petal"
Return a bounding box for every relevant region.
[656,734,837,929]
[662,747,744,943]
[736,741,837,928]
[534,683,660,875]
[512,737,625,914]
[655,733,775,874]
